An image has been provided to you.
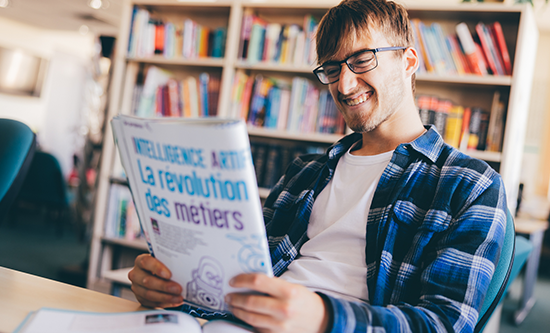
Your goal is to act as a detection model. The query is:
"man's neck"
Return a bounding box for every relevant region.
[351,103,426,156]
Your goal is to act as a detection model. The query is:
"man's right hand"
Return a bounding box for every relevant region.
[128,254,184,308]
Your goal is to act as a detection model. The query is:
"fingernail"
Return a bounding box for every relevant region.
[168,286,180,294]
[171,296,181,303]
[225,295,232,304]
[229,277,235,285]
[160,270,170,279]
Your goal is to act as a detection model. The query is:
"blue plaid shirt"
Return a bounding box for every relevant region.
[263,126,507,333]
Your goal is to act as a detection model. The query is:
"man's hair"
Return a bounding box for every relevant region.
[315,0,416,92]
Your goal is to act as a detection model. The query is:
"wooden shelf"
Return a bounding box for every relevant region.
[247,126,343,144]
[109,176,128,186]
[461,149,502,163]
[236,60,315,74]
[416,73,513,86]
[88,1,537,294]
[102,237,149,251]
[102,267,132,286]
[128,56,225,67]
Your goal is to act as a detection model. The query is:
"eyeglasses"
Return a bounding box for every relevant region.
[313,46,407,85]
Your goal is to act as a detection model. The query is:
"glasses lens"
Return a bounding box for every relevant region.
[348,50,376,73]
[319,65,340,84]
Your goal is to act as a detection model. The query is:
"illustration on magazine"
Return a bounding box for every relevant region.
[186,256,225,310]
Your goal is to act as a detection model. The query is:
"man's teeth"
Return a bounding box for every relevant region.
[345,93,370,106]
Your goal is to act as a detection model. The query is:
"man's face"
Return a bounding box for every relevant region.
[327,29,408,133]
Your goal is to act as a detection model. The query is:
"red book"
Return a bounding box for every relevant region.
[456,23,487,75]
[491,22,512,75]
[154,21,164,55]
[476,23,497,75]
[476,22,505,75]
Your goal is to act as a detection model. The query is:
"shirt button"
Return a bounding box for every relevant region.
[282,253,291,261]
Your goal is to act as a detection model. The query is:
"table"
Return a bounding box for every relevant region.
[513,217,549,325]
[0,266,145,333]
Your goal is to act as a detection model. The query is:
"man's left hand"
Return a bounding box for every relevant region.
[226,273,329,333]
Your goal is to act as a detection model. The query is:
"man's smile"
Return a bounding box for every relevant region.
[344,91,373,106]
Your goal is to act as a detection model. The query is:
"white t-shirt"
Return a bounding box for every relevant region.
[280,147,393,303]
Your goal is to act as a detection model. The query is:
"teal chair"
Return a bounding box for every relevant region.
[0,119,36,221]
[15,151,69,234]
[474,210,533,332]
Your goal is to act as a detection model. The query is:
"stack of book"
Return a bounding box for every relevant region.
[417,92,505,152]
[412,19,512,76]
[229,72,345,135]
[132,66,221,118]
[250,139,327,189]
[127,6,227,59]
[238,10,319,66]
[105,184,142,241]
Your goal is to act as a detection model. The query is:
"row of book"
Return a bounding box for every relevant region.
[230,72,346,135]
[105,184,142,241]
[412,19,512,76]
[132,66,220,118]
[417,92,505,152]
[239,10,319,66]
[251,139,327,189]
[128,6,227,59]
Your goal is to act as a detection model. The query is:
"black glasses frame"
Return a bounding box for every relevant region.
[313,46,407,85]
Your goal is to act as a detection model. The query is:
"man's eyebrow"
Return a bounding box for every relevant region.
[325,47,373,64]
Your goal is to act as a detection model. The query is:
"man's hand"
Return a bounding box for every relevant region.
[128,254,184,308]
[226,274,329,333]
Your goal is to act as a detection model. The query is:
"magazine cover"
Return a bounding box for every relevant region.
[111,115,273,313]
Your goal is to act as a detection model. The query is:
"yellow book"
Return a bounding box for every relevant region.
[444,105,464,148]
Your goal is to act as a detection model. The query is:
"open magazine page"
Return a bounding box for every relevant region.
[111,115,273,313]
[15,309,202,333]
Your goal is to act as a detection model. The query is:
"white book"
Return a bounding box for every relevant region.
[15,308,253,333]
[111,115,273,313]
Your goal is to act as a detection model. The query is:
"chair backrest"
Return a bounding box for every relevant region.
[0,118,36,219]
[17,151,68,207]
[474,209,515,333]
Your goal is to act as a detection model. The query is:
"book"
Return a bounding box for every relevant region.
[486,91,505,152]
[476,22,505,75]
[491,21,512,75]
[14,308,253,333]
[111,115,273,313]
[456,22,487,75]
[239,9,254,60]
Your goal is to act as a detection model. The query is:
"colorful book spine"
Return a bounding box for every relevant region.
[491,22,512,75]
[476,22,505,75]
[456,22,487,75]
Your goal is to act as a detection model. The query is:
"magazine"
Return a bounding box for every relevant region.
[14,308,253,333]
[111,115,273,313]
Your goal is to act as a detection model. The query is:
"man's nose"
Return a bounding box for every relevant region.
[337,64,359,95]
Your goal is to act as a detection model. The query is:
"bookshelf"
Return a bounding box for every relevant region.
[87,0,538,294]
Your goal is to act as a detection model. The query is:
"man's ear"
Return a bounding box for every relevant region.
[403,47,419,77]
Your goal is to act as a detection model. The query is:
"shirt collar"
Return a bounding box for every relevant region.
[407,125,445,163]
[326,125,444,164]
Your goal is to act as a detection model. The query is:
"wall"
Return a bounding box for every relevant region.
[0,16,96,175]
[520,31,550,213]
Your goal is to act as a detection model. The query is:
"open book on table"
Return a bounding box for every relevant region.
[111,115,273,314]
[15,308,253,333]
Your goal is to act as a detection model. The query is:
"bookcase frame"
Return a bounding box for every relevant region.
[87,0,538,294]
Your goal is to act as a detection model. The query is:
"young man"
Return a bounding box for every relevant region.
[128,0,507,332]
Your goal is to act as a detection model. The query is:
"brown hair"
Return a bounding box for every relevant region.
[316,0,413,64]
[315,0,415,92]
